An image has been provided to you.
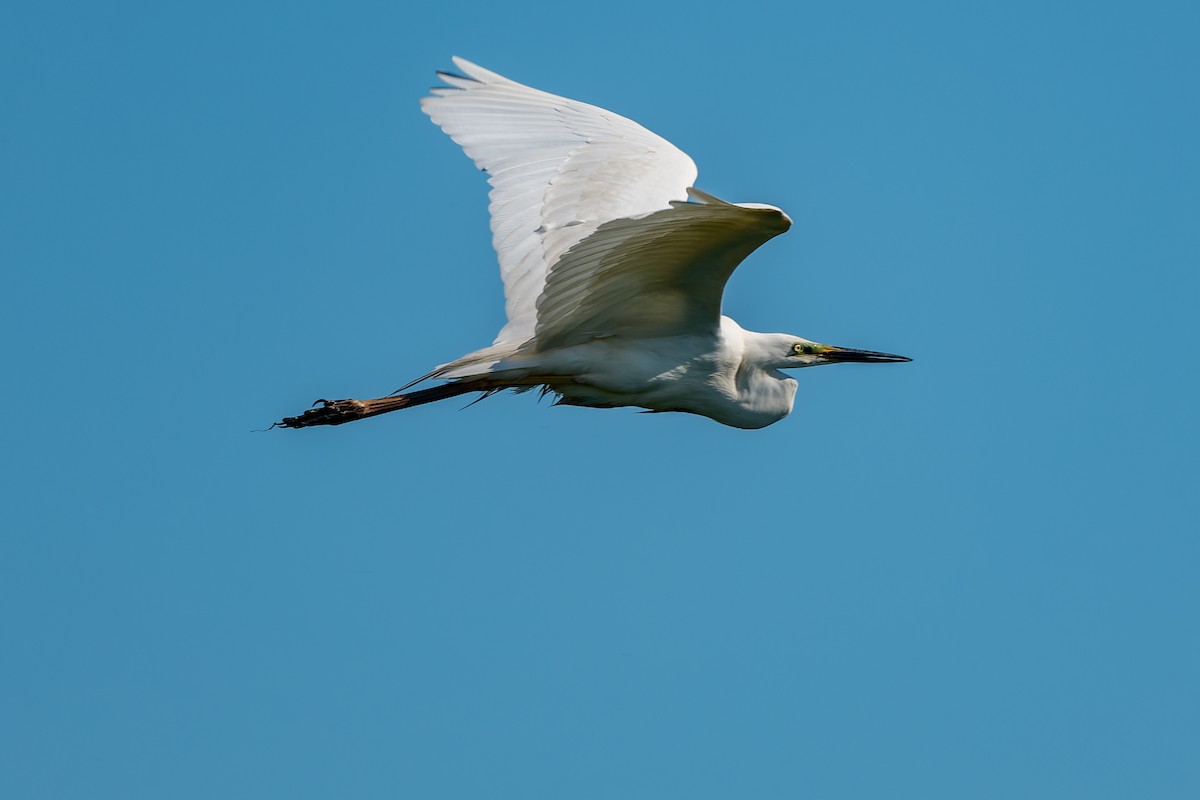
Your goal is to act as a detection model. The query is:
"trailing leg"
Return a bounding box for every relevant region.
[274,381,489,428]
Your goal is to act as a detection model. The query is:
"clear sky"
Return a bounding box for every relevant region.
[3,1,1198,798]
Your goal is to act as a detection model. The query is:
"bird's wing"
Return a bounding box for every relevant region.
[420,57,698,345]
[534,194,792,350]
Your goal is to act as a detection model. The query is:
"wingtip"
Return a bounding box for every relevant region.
[684,188,793,230]
[686,187,733,206]
[443,56,518,88]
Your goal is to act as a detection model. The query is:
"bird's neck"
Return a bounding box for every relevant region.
[719,324,799,426]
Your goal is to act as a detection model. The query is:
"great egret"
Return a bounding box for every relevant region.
[278,58,909,431]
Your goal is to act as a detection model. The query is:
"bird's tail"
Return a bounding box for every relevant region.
[273,380,491,429]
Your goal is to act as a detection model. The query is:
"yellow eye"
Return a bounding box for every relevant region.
[793,343,813,355]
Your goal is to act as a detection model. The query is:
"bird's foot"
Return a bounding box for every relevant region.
[272,398,371,429]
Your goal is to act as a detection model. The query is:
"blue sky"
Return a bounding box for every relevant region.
[3,1,1198,797]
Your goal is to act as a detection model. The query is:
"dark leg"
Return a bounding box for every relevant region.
[273,381,486,429]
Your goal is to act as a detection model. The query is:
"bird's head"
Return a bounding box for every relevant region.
[767,336,912,370]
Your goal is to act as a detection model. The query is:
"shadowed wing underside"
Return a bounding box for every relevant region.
[534,196,791,348]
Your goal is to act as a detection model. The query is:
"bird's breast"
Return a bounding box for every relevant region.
[540,336,796,429]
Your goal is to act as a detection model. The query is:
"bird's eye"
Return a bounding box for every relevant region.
[793,343,813,355]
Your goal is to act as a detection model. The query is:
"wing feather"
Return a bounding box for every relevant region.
[420,58,698,345]
[534,201,792,350]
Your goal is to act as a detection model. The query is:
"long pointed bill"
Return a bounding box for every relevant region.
[823,346,912,364]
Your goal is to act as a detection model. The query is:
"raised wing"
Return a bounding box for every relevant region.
[420,57,698,346]
[534,195,792,350]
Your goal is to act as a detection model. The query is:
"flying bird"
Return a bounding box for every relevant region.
[278,58,909,431]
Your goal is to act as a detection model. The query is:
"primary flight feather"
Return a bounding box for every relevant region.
[277,57,909,431]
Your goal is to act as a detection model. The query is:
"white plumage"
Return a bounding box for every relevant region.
[421,57,700,346]
[277,58,908,431]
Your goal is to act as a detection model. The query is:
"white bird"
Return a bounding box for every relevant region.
[278,57,909,431]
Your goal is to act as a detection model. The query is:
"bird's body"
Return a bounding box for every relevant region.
[278,58,909,431]
[456,317,799,429]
